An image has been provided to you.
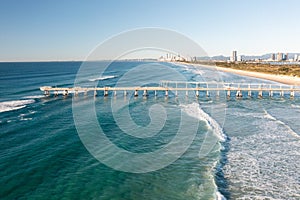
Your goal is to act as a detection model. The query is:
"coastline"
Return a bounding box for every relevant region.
[186,62,300,86]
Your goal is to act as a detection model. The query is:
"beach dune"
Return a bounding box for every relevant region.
[191,63,300,86]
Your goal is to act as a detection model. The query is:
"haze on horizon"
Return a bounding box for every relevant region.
[1,0,300,62]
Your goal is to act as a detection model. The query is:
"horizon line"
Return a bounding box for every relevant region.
[1,52,300,63]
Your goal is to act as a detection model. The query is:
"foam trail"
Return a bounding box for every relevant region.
[181,102,226,141]
[23,95,45,99]
[264,109,300,139]
[177,63,204,75]
[0,99,35,113]
[20,117,32,121]
[216,191,227,200]
[181,102,227,200]
[291,104,300,109]
[88,75,117,82]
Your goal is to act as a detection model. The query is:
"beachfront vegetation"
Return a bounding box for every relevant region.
[189,61,300,77]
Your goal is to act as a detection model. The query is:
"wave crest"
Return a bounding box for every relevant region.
[264,109,300,139]
[88,75,117,82]
[181,102,226,141]
[0,99,35,113]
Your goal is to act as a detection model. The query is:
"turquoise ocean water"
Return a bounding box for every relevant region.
[0,61,299,199]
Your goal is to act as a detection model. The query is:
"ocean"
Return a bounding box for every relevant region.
[0,61,299,200]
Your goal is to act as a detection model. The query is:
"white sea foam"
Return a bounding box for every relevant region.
[263,110,277,121]
[190,67,204,75]
[20,117,32,121]
[216,191,227,200]
[181,102,226,141]
[180,102,227,199]
[0,99,35,113]
[230,109,264,119]
[19,110,36,118]
[23,95,45,99]
[264,109,300,139]
[224,111,300,199]
[171,62,188,69]
[88,75,117,82]
[175,63,205,75]
[291,104,300,109]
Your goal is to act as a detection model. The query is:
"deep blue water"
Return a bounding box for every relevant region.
[0,61,299,199]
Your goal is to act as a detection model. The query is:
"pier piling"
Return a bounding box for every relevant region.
[196,90,199,97]
[44,90,50,96]
[143,90,148,96]
[236,90,242,97]
[39,82,300,100]
[227,90,231,97]
[134,90,138,97]
[63,90,68,96]
[206,91,210,97]
[104,90,108,97]
[165,90,168,97]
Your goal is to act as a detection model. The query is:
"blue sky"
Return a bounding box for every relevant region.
[1,0,300,61]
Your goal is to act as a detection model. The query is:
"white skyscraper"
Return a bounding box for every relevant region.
[231,51,237,62]
[294,54,298,61]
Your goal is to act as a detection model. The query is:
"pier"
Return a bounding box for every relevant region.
[40,81,300,98]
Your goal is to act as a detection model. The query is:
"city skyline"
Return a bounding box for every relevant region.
[158,50,300,62]
[1,0,300,61]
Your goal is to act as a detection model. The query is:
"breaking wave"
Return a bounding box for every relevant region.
[23,95,45,99]
[181,102,226,141]
[180,102,227,200]
[88,75,117,82]
[264,109,300,139]
[0,99,35,113]
[291,104,300,109]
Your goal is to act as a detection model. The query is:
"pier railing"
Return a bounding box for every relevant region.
[40,81,300,98]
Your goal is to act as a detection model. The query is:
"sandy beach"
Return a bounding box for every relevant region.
[188,63,300,85]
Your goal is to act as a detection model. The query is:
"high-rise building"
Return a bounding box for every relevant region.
[282,54,286,61]
[231,51,237,62]
[238,55,242,62]
[277,53,283,61]
[294,54,298,61]
[271,53,276,61]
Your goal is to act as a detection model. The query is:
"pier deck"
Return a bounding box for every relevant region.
[40,81,300,98]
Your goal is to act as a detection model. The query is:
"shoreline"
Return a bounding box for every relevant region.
[185,62,300,86]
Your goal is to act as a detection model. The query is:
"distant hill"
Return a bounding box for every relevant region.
[196,55,229,61]
[243,53,300,60]
[197,53,300,61]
